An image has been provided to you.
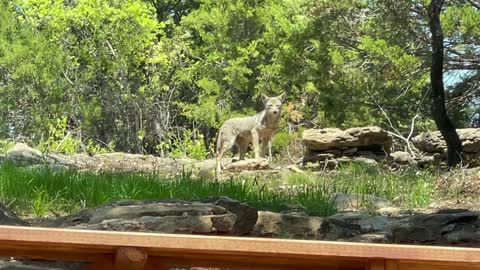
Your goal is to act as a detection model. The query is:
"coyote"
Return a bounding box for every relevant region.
[215,93,285,174]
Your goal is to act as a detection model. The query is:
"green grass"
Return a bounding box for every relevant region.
[0,162,436,218]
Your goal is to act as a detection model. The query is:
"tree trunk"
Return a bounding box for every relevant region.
[428,0,463,167]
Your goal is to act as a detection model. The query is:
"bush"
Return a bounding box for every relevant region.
[159,129,210,160]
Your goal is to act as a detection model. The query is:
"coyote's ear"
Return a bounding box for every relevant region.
[261,94,269,104]
[277,92,286,102]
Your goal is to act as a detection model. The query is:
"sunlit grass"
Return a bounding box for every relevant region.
[0,162,436,218]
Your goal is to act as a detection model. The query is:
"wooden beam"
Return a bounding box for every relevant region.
[386,260,398,270]
[114,247,148,270]
[0,226,478,270]
[81,255,115,270]
[367,259,385,270]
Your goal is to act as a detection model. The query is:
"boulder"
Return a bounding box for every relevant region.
[413,128,480,154]
[302,127,392,152]
[0,203,29,226]
[42,198,258,236]
[6,143,44,164]
[317,216,361,241]
[223,158,271,172]
[317,212,388,242]
[387,209,480,246]
[330,193,392,212]
[253,211,323,239]
[389,151,416,165]
[201,196,258,235]
[43,200,238,235]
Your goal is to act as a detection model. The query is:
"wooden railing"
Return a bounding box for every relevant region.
[0,225,478,270]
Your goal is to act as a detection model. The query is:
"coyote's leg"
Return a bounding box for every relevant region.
[251,129,260,159]
[268,140,273,162]
[237,137,249,160]
[260,138,270,159]
[216,135,236,175]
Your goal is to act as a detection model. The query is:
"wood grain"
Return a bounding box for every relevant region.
[0,226,478,270]
[114,247,147,270]
[367,259,385,270]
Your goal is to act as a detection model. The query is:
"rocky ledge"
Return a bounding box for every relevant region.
[0,196,479,269]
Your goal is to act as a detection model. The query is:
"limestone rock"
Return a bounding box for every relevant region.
[317,214,362,240]
[39,197,258,236]
[330,193,392,212]
[302,127,392,152]
[390,151,416,165]
[43,200,238,235]
[253,211,322,239]
[387,209,480,245]
[223,158,270,172]
[413,128,480,153]
[201,196,258,235]
[0,203,29,226]
[318,213,389,242]
[6,143,44,164]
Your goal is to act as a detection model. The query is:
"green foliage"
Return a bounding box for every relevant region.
[0,140,15,154]
[1,0,479,155]
[283,163,436,209]
[272,131,293,155]
[37,116,114,155]
[166,129,210,160]
[38,117,79,154]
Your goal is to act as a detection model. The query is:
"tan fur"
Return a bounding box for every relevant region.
[215,93,286,176]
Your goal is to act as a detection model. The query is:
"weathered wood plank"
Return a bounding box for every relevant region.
[114,247,148,270]
[0,226,478,270]
[367,259,385,270]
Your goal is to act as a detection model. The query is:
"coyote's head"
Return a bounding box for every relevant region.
[262,93,286,116]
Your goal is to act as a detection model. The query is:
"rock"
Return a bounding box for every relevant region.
[253,211,323,239]
[356,151,387,161]
[286,165,305,173]
[330,213,388,232]
[201,197,258,235]
[416,155,436,167]
[330,193,392,212]
[387,210,480,245]
[390,151,416,165]
[342,147,358,156]
[44,200,239,235]
[44,154,74,167]
[86,214,236,234]
[318,213,388,242]
[317,215,362,240]
[337,157,378,166]
[6,143,44,164]
[347,233,386,243]
[413,128,480,154]
[0,203,29,226]
[302,126,392,152]
[223,158,270,172]
[376,207,403,217]
[302,152,335,163]
[41,198,257,236]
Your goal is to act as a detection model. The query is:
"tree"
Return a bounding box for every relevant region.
[428,0,463,167]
